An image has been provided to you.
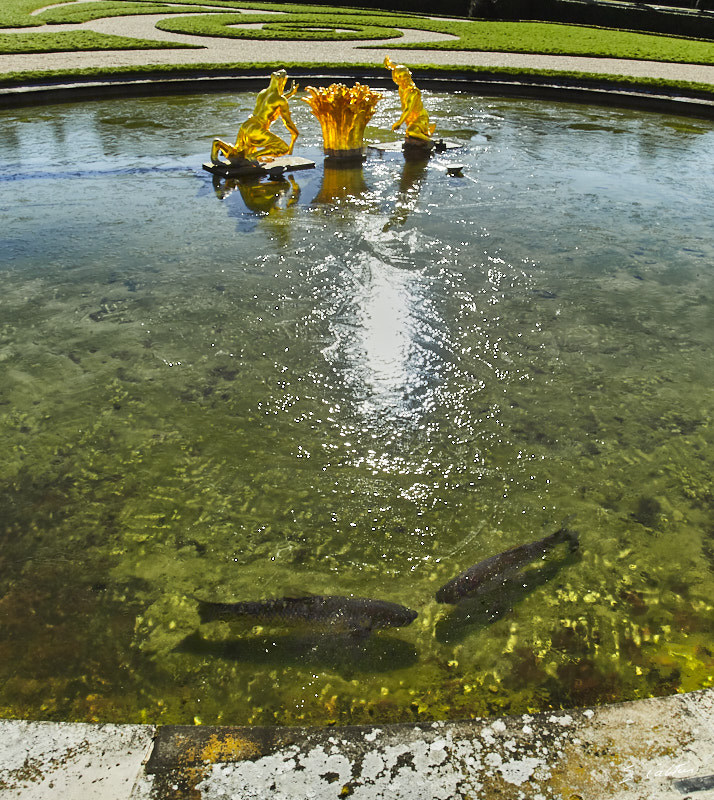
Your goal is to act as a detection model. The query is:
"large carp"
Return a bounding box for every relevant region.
[436,526,579,604]
[197,595,418,633]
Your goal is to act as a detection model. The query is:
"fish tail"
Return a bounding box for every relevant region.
[550,524,579,551]
[196,600,222,624]
[566,529,580,551]
[542,526,580,552]
[196,599,253,623]
[555,527,580,551]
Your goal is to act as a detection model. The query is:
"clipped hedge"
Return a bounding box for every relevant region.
[156,12,405,40]
[470,0,714,39]
[257,0,471,16]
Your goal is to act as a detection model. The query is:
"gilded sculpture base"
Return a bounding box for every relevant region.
[203,155,315,179]
[404,136,436,151]
[369,139,460,156]
[324,146,367,163]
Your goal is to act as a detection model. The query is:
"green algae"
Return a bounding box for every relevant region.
[0,92,712,727]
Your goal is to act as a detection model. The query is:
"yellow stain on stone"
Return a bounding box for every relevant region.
[167,731,264,798]
[200,732,262,764]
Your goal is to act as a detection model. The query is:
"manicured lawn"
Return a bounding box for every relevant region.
[3,0,714,65]
[1,0,713,95]
[2,0,382,26]
[155,10,714,65]
[32,2,220,25]
[0,30,196,54]
[0,0,49,27]
[412,19,714,65]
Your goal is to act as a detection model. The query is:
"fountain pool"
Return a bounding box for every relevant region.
[0,89,712,727]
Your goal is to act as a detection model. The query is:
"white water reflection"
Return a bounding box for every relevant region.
[323,251,445,425]
[309,159,451,427]
[357,260,423,417]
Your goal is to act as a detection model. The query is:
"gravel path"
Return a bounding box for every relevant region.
[1,5,714,86]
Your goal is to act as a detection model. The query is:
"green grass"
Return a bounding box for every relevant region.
[405,19,714,65]
[34,3,211,25]
[0,0,48,27]
[154,11,714,65]
[0,0,712,94]
[1,60,712,97]
[156,12,403,41]
[0,0,394,27]
[0,30,198,54]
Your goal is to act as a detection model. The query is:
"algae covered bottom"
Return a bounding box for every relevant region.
[0,91,712,727]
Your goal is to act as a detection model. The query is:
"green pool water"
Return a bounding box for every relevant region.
[0,90,712,727]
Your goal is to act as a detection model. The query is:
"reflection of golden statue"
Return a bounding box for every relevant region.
[313,164,369,205]
[302,83,381,160]
[383,158,428,230]
[211,69,299,164]
[384,56,435,144]
[212,174,300,213]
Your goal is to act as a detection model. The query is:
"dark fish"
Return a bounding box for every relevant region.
[197,595,417,633]
[436,526,579,604]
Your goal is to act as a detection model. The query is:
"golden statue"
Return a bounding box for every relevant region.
[384,56,436,144]
[302,83,381,160]
[211,69,300,164]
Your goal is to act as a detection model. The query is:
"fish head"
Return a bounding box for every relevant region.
[435,571,479,604]
[435,584,457,604]
[369,601,418,629]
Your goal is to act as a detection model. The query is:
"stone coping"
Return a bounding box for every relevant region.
[1,688,713,799]
[1,70,714,119]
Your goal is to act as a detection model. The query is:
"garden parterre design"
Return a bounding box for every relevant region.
[1,0,714,89]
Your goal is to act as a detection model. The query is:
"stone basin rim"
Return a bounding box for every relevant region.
[5,687,712,757]
[2,68,714,118]
[2,688,714,800]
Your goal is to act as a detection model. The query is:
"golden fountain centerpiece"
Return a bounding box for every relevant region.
[302,82,382,161]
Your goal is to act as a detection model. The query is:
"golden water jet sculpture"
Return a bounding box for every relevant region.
[302,83,382,160]
[384,56,436,147]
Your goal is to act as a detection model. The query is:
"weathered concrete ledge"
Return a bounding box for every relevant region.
[2,688,713,799]
[0,719,155,799]
[1,71,714,120]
